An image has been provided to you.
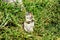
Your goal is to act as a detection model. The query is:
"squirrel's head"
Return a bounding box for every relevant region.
[25,12,33,21]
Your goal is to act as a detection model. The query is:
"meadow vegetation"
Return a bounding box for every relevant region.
[0,0,60,40]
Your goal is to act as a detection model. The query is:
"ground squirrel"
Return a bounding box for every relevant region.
[24,12,34,32]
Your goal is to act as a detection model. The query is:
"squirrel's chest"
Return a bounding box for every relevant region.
[24,22,34,27]
[24,21,34,32]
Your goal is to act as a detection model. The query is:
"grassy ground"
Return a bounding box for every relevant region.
[0,0,60,40]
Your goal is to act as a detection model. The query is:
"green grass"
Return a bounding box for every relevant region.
[0,0,60,40]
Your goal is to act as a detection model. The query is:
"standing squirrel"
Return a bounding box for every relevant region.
[24,12,34,32]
